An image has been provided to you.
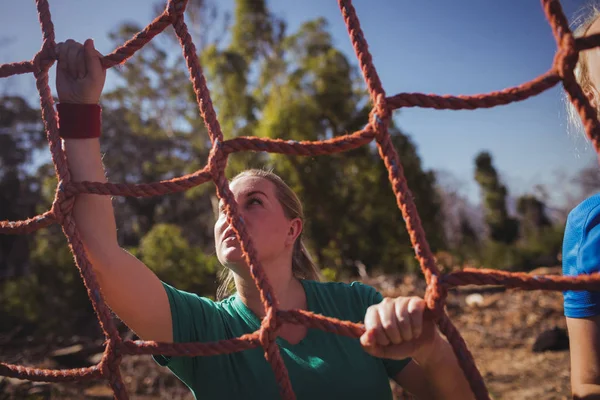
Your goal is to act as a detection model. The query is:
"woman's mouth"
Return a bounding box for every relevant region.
[223,230,238,244]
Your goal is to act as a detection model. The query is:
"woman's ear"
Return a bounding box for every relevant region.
[286,218,302,247]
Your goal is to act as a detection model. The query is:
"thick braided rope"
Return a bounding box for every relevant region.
[338,0,487,395]
[2,0,600,398]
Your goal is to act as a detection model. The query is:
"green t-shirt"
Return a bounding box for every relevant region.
[153,279,411,399]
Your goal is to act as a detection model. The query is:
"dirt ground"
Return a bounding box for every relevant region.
[0,271,573,399]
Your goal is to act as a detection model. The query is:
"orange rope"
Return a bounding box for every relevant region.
[1,0,600,398]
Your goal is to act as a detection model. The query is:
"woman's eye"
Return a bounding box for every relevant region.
[247,198,262,206]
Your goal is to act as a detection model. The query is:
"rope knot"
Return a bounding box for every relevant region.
[424,274,447,320]
[32,39,57,73]
[101,337,123,379]
[207,139,228,181]
[51,180,75,224]
[369,94,391,137]
[258,307,281,350]
[258,307,281,367]
[166,0,188,19]
[554,32,578,79]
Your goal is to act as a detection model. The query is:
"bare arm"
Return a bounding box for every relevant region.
[57,39,172,342]
[393,333,475,399]
[64,138,172,342]
[567,315,600,399]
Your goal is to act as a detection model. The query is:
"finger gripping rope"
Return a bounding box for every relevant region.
[1,0,600,399]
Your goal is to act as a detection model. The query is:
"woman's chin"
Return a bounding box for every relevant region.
[220,249,247,269]
[219,242,267,272]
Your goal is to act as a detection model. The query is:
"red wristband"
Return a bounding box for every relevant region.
[57,103,102,139]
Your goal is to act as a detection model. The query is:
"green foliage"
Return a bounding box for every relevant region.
[1,0,568,337]
[466,189,562,271]
[1,227,94,334]
[474,152,519,244]
[0,96,47,281]
[515,225,563,270]
[477,224,563,271]
[516,194,552,240]
[208,11,445,275]
[231,0,275,62]
[320,267,337,282]
[135,224,220,294]
[479,241,525,271]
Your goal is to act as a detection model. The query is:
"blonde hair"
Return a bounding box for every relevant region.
[216,169,322,300]
[566,4,600,137]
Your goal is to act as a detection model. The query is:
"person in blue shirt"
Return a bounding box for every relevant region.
[564,5,600,398]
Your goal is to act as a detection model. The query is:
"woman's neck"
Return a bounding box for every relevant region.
[234,266,306,318]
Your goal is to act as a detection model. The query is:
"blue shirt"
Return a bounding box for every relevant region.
[563,192,600,318]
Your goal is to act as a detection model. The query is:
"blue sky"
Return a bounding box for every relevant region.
[0,0,597,206]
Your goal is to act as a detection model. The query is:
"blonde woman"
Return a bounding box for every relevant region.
[564,5,600,398]
[54,38,474,399]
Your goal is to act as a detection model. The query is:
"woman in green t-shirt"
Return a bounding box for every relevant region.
[55,37,475,399]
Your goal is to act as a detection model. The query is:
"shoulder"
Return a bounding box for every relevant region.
[160,282,244,342]
[566,192,600,234]
[161,281,228,315]
[564,192,600,276]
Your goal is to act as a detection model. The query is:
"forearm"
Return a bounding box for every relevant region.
[567,316,600,400]
[417,332,475,399]
[63,138,119,258]
[573,383,600,399]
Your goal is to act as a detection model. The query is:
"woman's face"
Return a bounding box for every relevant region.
[585,18,600,104]
[214,176,299,271]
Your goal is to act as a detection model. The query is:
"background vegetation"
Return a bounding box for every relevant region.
[0,0,592,338]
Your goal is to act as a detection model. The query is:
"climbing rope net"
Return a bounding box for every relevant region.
[2,0,600,398]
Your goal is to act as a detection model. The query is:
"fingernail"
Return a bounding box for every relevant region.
[360,336,367,346]
[364,330,375,346]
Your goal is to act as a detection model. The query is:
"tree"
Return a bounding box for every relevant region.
[474,151,519,245]
[0,96,46,279]
[135,223,220,296]
[200,2,445,275]
[0,0,447,335]
[516,195,551,240]
[0,95,100,334]
[435,170,483,265]
[515,194,562,269]
[101,23,218,248]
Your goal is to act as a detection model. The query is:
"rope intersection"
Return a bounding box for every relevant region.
[2,1,600,398]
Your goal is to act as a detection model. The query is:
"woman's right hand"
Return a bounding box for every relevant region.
[56,39,106,104]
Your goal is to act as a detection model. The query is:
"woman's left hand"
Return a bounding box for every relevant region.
[360,296,439,364]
